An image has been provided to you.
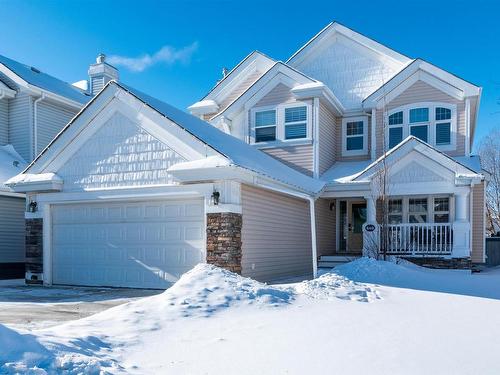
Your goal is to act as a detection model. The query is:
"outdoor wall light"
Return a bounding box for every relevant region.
[211,191,220,206]
[28,201,38,213]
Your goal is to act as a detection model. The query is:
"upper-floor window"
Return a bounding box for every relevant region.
[255,110,277,143]
[342,116,368,156]
[386,103,456,151]
[252,103,311,144]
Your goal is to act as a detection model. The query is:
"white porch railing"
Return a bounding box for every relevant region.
[382,223,453,255]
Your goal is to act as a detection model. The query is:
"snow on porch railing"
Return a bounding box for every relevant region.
[382,223,453,255]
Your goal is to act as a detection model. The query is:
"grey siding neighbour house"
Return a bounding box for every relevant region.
[0,98,8,145]
[36,99,78,155]
[0,195,25,263]
[8,92,32,161]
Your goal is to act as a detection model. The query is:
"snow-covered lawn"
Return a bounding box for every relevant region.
[3,258,500,374]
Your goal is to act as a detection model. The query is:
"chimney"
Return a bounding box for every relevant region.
[88,53,119,95]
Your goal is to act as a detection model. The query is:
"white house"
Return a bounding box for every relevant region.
[7,22,487,288]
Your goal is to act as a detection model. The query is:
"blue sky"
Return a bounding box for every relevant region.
[0,0,498,150]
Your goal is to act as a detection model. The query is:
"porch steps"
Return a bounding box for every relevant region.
[318,255,360,269]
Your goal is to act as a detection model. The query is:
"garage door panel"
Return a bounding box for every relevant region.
[52,199,204,289]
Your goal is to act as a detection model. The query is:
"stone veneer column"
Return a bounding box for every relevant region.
[25,218,43,284]
[206,212,242,273]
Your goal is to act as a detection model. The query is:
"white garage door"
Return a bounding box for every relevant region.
[51,199,205,289]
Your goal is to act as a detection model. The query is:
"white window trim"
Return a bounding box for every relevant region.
[253,107,277,143]
[388,195,454,224]
[385,102,457,151]
[250,102,312,146]
[342,116,368,157]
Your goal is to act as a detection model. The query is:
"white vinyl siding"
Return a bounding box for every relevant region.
[58,112,186,191]
[0,98,8,145]
[241,184,312,282]
[0,196,25,263]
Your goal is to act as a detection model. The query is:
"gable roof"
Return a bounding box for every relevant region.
[200,50,276,102]
[352,136,482,182]
[118,82,324,193]
[19,81,324,194]
[363,58,481,108]
[209,61,343,120]
[0,54,91,105]
[287,21,412,68]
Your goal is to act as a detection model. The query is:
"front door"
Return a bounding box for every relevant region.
[338,200,367,254]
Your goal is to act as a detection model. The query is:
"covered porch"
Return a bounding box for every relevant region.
[317,137,485,266]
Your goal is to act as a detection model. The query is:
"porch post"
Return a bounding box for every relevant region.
[362,196,379,257]
[452,188,471,258]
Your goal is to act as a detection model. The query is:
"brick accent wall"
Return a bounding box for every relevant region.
[25,218,43,284]
[206,213,242,273]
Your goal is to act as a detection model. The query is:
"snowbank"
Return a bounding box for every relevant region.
[4,260,500,374]
[0,324,51,373]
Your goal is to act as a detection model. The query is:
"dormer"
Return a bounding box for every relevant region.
[188,51,275,120]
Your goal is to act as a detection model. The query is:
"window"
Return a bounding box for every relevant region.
[252,105,310,144]
[409,108,429,123]
[410,125,428,143]
[433,197,450,223]
[255,110,276,143]
[346,121,364,150]
[386,103,456,150]
[388,111,404,148]
[435,107,451,145]
[284,106,307,140]
[389,127,403,148]
[409,198,428,223]
[342,116,367,156]
[388,199,403,224]
[389,111,403,125]
[386,196,451,224]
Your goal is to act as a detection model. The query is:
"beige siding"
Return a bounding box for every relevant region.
[255,83,295,107]
[262,144,313,176]
[241,184,312,281]
[375,80,465,158]
[315,199,336,256]
[471,181,485,263]
[217,70,263,114]
[335,115,371,161]
[318,102,336,175]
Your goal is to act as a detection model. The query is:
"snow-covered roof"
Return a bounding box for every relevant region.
[321,160,372,183]
[0,145,26,192]
[118,82,324,194]
[0,54,91,105]
[453,155,482,174]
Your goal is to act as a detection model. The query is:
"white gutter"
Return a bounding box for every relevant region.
[33,93,46,158]
[255,182,318,278]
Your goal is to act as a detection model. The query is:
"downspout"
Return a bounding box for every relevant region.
[33,93,46,159]
[255,183,318,278]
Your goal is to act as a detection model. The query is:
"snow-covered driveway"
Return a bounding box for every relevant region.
[3,259,500,374]
[0,280,160,330]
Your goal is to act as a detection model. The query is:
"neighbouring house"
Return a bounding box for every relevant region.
[7,22,487,288]
[0,53,106,277]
